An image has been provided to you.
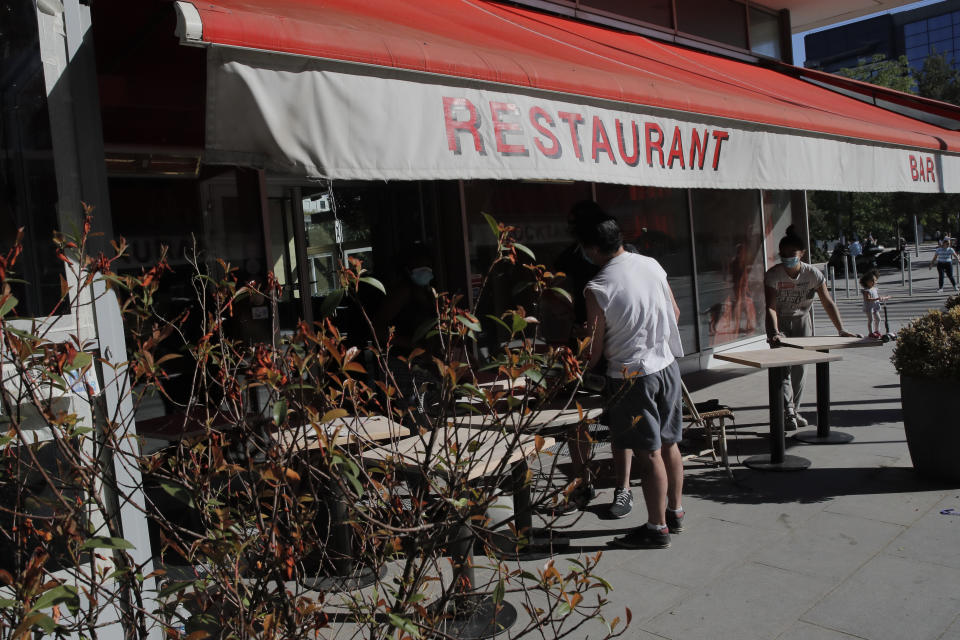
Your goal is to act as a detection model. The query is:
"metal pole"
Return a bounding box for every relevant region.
[851,254,858,289]
[907,253,913,296]
[914,214,920,257]
[843,254,850,298]
[828,265,836,294]
[900,249,905,287]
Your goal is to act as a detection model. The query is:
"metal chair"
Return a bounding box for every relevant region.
[680,380,734,478]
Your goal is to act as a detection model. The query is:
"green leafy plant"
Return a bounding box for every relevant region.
[891,306,960,378]
[0,204,629,640]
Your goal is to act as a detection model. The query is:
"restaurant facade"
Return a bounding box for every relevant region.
[8,0,960,371]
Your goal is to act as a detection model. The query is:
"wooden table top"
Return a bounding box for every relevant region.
[713,348,842,369]
[277,415,410,450]
[452,406,603,429]
[361,427,555,482]
[778,336,883,351]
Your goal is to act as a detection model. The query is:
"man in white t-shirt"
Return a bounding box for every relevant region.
[765,232,859,430]
[574,206,685,549]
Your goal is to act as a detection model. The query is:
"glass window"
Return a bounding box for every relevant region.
[762,191,807,269]
[928,14,952,30]
[929,26,953,44]
[578,0,673,28]
[907,45,930,60]
[0,0,64,317]
[749,8,782,59]
[676,0,748,49]
[931,39,953,56]
[691,189,764,347]
[595,185,698,354]
[905,33,929,49]
[953,11,960,25]
[904,21,927,36]
[463,180,593,349]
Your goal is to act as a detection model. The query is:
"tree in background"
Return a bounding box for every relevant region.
[807,53,960,251]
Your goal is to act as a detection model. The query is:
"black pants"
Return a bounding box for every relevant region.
[937,262,956,288]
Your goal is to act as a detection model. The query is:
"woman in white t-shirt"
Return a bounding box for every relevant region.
[929,238,959,293]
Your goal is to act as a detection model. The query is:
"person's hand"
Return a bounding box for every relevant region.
[767,332,782,347]
[839,329,862,338]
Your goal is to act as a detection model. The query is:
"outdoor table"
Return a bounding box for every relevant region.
[453,405,603,432]
[713,348,842,471]
[777,336,883,444]
[361,427,555,637]
[281,415,409,591]
[276,414,410,449]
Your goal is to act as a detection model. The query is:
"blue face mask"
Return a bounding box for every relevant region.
[781,256,800,268]
[410,267,433,287]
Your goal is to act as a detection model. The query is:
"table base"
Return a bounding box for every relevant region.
[433,594,518,639]
[302,563,385,592]
[744,454,811,471]
[793,430,855,444]
[490,530,571,561]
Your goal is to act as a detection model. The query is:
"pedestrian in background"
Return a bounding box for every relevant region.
[929,238,959,293]
[859,270,888,339]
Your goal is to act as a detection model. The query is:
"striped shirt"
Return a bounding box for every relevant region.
[935,247,956,263]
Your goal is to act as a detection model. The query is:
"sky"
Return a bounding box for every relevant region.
[791,0,946,65]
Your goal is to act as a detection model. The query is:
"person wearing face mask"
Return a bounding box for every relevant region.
[764,231,859,431]
[374,243,438,353]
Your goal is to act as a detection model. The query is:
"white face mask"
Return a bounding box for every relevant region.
[410,267,433,287]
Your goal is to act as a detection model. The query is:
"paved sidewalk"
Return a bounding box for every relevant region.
[536,243,960,640]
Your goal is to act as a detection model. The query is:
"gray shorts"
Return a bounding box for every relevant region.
[604,360,683,451]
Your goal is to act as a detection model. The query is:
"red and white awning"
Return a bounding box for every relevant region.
[175,0,960,193]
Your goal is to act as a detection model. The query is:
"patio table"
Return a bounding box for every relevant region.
[777,336,883,444]
[281,415,409,591]
[361,427,555,636]
[713,348,841,471]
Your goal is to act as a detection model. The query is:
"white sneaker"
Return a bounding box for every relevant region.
[954,286,958,292]
[938,288,944,293]
[784,415,799,432]
[795,414,809,428]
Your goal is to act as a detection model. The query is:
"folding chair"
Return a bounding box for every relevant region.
[680,379,734,477]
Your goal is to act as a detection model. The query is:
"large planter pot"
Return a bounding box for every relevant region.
[900,375,960,483]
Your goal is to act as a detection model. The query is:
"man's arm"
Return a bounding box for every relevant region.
[584,289,606,371]
[668,284,680,322]
[764,285,782,345]
[816,282,860,337]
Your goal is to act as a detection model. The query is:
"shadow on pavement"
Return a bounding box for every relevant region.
[684,465,953,506]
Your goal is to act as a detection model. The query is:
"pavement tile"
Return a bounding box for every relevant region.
[749,510,904,580]
[883,495,960,570]
[603,516,783,589]
[801,554,960,640]
[823,483,949,526]
[641,561,833,640]
[939,616,960,640]
[776,621,870,640]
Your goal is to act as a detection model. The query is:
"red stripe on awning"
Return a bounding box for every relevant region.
[186,0,960,153]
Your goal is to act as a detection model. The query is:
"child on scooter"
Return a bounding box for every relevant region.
[860,270,889,339]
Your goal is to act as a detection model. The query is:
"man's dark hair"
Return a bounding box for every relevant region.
[569,200,622,254]
[779,231,805,254]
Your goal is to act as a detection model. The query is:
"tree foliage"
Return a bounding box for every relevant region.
[808,53,960,250]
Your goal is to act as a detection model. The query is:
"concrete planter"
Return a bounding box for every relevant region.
[900,375,960,483]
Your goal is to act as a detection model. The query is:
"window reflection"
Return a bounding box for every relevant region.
[676,0,748,49]
[596,185,698,354]
[463,180,593,349]
[749,8,782,59]
[578,0,673,28]
[691,190,764,346]
[762,190,807,269]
